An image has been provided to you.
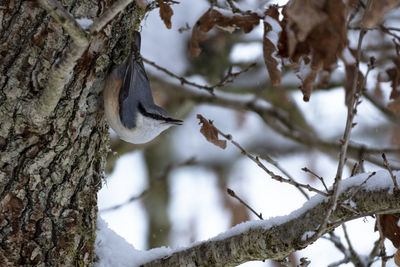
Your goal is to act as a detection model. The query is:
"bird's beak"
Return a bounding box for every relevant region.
[163,118,183,126]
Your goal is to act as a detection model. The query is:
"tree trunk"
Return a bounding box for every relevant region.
[0,0,141,265]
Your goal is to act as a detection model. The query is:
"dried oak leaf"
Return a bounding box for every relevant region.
[282,0,348,65]
[375,214,400,248]
[190,8,260,57]
[279,0,349,101]
[361,0,399,29]
[286,0,328,43]
[296,56,322,101]
[158,0,174,29]
[263,5,282,86]
[197,114,227,149]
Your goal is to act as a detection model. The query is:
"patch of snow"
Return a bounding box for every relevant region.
[76,18,93,30]
[95,218,172,267]
[302,231,315,241]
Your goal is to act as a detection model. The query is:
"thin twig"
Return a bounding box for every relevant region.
[227,188,263,219]
[262,155,310,200]
[342,224,363,265]
[345,171,377,204]
[327,257,351,267]
[201,119,330,197]
[329,207,400,227]
[382,153,399,189]
[151,72,400,162]
[143,57,256,95]
[301,167,329,193]
[311,28,367,242]
[375,215,388,267]
[363,92,400,123]
[100,189,148,212]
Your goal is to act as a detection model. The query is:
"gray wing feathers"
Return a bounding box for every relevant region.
[118,31,156,129]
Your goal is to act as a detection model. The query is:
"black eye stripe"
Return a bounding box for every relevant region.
[137,103,182,123]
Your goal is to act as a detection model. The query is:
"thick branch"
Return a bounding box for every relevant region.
[88,0,136,34]
[33,0,137,125]
[141,171,400,267]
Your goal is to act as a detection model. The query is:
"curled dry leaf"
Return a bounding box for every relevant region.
[197,114,227,149]
[190,8,260,57]
[279,0,348,101]
[296,56,321,101]
[375,214,400,248]
[263,5,282,87]
[158,0,174,29]
[285,0,328,43]
[361,0,399,29]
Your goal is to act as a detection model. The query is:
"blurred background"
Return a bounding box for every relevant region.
[98,0,400,266]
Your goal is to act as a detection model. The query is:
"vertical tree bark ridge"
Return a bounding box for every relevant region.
[0,0,141,265]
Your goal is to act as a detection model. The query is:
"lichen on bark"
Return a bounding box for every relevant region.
[0,0,143,265]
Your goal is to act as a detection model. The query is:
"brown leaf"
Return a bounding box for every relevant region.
[386,58,400,100]
[158,0,174,29]
[286,0,328,43]
[361,0,399,29]
[395,249,400,266]
[375,214,400,248]
[263,5,282,86]
[296,56,321,101]
[190,8,260,57]
[388,99,400,115]
[344,64,365,106]
[197,114,227,149]
[281,0,348,68]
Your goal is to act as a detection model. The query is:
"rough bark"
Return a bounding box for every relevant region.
[0,0,141,265]
[141,173,400,267]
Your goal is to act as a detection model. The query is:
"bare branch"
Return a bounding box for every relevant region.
[227,188,263,220]
[140,173,400,267]
[37,0,88,45]
[312,29,368,242]
[33,0,91,124]
[263,155,310,200]
[143,57,256,95]
[197,115,329,197]
[88,0,137,34]
[301,167,329,194]
[342,224,363,265]
[33,0,141,125]
[382,153,399,189]
[100,190,148,213]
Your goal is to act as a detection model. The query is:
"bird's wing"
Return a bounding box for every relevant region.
[118,41,155,129]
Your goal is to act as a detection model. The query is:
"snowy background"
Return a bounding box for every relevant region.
[95,0,399,266]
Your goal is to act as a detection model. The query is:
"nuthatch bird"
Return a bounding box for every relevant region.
[104,31,182,144]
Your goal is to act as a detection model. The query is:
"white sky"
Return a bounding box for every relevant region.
[97,0,399,266]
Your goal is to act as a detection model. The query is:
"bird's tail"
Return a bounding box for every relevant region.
[130,31,141,61]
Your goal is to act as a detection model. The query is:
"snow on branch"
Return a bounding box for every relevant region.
[96,171,400,267]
